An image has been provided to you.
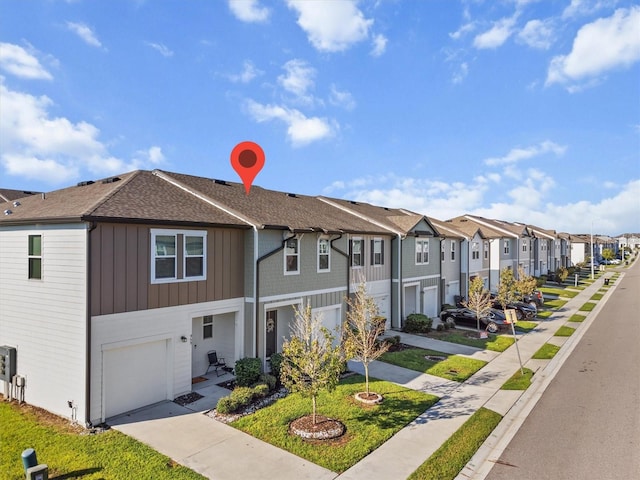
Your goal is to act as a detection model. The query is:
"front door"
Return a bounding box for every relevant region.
[265,310,277,358]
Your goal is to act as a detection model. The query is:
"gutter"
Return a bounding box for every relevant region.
[84,221,98,427]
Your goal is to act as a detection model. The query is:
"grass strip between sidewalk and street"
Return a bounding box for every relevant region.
[532,343,561,359]
[501,368,534,390]
[568,313,586,322]
[554,326,576,337]
[0,402,206,480]
[380,348,487,382]
[407,407,503,480]
[231,374,438,473]
[579,301,597,312]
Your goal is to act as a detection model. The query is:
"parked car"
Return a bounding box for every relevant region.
[489,294,537,320]
[440,307,509,333]
[520,290,544,308]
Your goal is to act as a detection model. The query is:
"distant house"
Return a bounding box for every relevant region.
[0,188,40,203]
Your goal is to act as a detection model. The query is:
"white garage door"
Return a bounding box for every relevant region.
[423,287,438,319]
[104,339,168,419]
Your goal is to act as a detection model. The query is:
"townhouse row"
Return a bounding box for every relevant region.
[0,169,622,426]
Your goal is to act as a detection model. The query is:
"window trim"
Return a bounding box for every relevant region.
[151,229,207,284]
[503,240,510,255]
[317,237,330,273]
[28,234,42,280]
[350,238,364,268]
[450,241,456,261]
[483,241,489,260]
[284,236,300,275]
[203,315,213,339]
[416,238,429,265]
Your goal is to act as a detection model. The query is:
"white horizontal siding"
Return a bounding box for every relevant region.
[0,224,88,422]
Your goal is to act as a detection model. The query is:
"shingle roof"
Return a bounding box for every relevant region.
[445,216,505,239]
[0,188,40,203]
[0,171,249,228]
[428,217,466,239]
[156,170,390,234]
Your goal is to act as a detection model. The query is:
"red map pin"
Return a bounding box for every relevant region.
[230,141,265,195]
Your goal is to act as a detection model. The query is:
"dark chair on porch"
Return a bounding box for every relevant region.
[206,350,226,377]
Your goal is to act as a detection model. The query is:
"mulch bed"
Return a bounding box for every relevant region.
[173,392,204,406]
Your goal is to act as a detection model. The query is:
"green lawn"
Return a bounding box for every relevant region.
[590,292,604,301]
[231,375,438,473]
[539,287,578,298]
[579,302,597,312]
[408,408,502,480]
[532,343,560,359]
[380,348,487,382]
[425,330,514,352]
[514,321,537,333]
[568,314,586,323]
[501,368,534,390]
[554,326,575,337]
[536,310,553,319]
[544,299,568,309]
[0,402,205,480]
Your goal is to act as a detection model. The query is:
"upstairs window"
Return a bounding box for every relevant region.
[451,241,456,261]
[472,242,479,260]
[522,241,527,252]
[203,315,213,339]
[351,238,364,267]
[318,238,330,272]
[28,234,42,279]
[371,238,384,266]
[441,241,445,261]
[416,239,429,264]
[484,241,489,259]
[504,240,510,255]
[151,229,206,283]
[285,237,300,274]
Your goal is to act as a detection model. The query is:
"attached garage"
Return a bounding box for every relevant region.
[103,339,170,419]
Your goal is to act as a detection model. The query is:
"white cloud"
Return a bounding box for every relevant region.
[145,42,174,57]
[562,0,618,19]
[286,0,373,52]
[518,19,554,49]
[0,43,53,80]
[370,34,387,57]
[329,84,356,110]
[66,21,103,48]
[227,60,262,83]
[484,140,567,166]
[473,15,518,49]
[132,146,165,168]
[452,62,469,84]
[0,81,162,184]
[228,0,270,23]
[245,99,335,146]
[450,21,476,40]
[278,59,316,101]
[546,7,640,88]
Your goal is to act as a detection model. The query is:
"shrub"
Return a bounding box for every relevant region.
[235,357,263,387]
[436,323,445,332]
[536,275,546,287]
[258,373,277,391]
[215,396,239,414]
[252,382,270,398]
[382,335,401,348]
[403,313,432,333]
[216,383,271,414]
[269,352,283,380]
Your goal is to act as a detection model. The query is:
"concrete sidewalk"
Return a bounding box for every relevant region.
[111,271,616,480]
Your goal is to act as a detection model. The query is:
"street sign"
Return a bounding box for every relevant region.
[505,309,518,324]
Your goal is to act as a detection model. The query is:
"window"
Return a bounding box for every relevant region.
[371,238,384,266]
[285,237,300,274]
[151,229,207,283]
[522,241,527,252]
[203,315,213,339]
[318,238,330,272]
[504,240,510,255]
[484,242,489,259]
[441,241,445,261]
[416,239,429,264]
[351,238,364,267]
[472,242,479,260]
[451,241,456,261]
[28,235,42,279]
[185,235,205,278]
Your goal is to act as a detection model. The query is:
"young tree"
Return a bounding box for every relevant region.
[463,276,493,335]
[602,248,615,262]
[281,304,344,425]
[555,266,569,284]
[496,267,518,310]
[515,266,537,297]
[343,281,390,396]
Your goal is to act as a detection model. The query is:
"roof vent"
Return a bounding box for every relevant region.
[77,180,95,187]
[349,200,358,205]
[102,177,121,184]
[214,179,228,185]
[12,201,20,207]
[4,209,12,216]
[286,193,297,198]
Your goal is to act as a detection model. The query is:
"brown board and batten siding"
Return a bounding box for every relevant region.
[90,223,245,316]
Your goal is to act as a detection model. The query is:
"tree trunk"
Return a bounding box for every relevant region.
[364,363,370,395]
[312,395,317,424]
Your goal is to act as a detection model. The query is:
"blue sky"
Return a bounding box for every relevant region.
[1,0,638,235]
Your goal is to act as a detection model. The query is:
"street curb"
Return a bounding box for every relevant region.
[456,272,623,480]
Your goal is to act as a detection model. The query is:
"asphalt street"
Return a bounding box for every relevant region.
[486,261,640,480]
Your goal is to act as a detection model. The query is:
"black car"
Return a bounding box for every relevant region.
[440,307,508,333]
[521,290,544,308]
[489,294,537,320]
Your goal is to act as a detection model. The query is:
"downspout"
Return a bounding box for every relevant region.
[255,231,296,357]
[330,234,349,297]
[397,233,402,330]
[85,221,97,427]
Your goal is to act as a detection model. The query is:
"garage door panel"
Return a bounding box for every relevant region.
[104,340,168,418]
